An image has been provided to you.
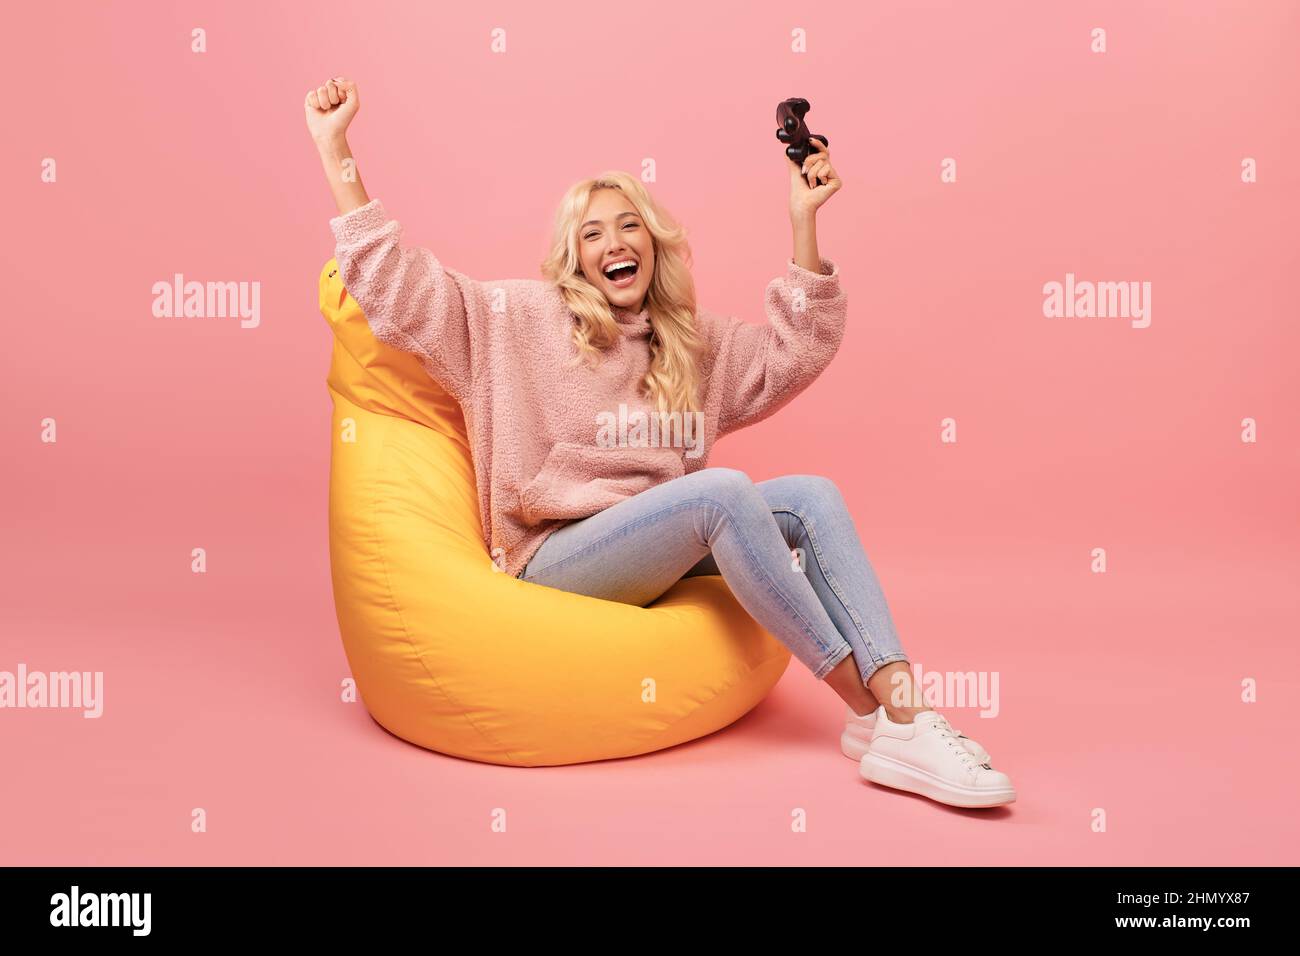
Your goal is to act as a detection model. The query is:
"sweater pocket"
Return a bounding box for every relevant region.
[517,441,686,525]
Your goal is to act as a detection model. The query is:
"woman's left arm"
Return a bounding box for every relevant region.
[701,140,847,437]
[790,136,841,270]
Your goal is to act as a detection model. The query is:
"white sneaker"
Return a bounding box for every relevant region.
[841,704,992,764]
[858,709,1017,808]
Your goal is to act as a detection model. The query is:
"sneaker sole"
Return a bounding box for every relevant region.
[841,729,871,762]
[859,752,1017,808]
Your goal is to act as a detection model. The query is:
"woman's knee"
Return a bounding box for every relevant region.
[682,467,768,520]
[760,473,845,511]
[685,466,755,500]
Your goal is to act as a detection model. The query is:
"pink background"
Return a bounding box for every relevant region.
[3,0,1297,865]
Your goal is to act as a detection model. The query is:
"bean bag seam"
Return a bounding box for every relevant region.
[367,416,525,765]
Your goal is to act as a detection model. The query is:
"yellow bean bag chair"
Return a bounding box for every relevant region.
[318,258,791,767]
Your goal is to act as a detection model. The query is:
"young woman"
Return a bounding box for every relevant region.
[305,76,1016,808]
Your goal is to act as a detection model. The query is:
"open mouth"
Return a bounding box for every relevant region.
[602,260,639,288]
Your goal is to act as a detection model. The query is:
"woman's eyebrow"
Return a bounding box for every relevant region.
[580,212,641,229]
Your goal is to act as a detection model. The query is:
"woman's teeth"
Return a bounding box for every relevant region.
[604,262,638,287]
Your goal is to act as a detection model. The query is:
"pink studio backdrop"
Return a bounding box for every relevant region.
[2,0,1297,865]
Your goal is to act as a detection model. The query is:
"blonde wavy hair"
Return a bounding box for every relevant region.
[540,171,704,414]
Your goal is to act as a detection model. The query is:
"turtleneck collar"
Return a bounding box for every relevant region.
[610,302,652,337]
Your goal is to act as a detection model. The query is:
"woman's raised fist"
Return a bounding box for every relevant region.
[304,76,359,143]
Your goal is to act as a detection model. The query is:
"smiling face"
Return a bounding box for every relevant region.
[578,187,655,312]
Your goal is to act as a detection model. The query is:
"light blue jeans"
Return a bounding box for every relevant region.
[520,468,910,684]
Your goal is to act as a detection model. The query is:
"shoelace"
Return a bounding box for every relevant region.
[930,714,992,772]
[853,708,993,765]
[942,722,991,763]
[955,729,990,761]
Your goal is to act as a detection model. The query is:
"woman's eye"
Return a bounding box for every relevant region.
[583,223,635,240]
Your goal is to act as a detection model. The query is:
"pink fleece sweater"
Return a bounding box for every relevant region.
[329,198,848,578]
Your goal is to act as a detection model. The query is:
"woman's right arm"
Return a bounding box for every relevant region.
[306,77,479,403]
[305,77,371,215]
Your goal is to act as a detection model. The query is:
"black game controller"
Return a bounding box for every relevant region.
[776,97,829,168]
